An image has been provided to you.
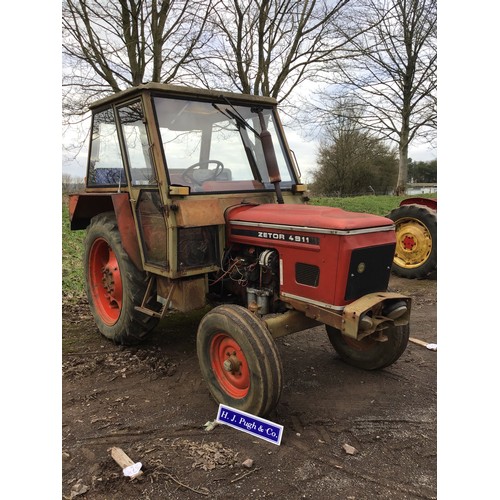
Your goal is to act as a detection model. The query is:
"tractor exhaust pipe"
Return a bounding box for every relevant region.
[253,108,284,204]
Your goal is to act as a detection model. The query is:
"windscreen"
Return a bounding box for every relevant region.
[153,96,295,193]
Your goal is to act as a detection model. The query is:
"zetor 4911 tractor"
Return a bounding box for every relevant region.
[69,83,411,417]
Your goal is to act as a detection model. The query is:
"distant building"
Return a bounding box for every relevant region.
[406,183,437,195]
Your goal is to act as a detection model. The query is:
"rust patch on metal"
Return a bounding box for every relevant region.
[175,199,225,227]
[157,276,207,312]
[282,292,411,340]
[265,310,321,338]
[68,194,79,220]
[282,297,344,331]
[342,292,411,339]
[111,194,143,271]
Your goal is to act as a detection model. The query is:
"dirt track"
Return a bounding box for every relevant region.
[62,274,436,499]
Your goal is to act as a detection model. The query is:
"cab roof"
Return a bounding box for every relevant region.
[89,82,278,110]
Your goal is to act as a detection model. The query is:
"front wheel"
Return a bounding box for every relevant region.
[84,212,159,345]
[326,324,409,370]
[197,305,283,416]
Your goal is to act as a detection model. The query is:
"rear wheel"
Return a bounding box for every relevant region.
[388,204,437,279]
[197,305,283,416]
[84,212,159,345]
[326,324,409,370]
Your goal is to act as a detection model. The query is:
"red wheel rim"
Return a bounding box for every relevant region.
[210,333,250,399]
[88,238,123,325]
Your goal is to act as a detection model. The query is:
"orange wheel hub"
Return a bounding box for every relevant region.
[210,333,250,399]
[88,238,123,325]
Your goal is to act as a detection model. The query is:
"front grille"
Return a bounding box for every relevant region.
[345,244,395,300]
[295,262,320,287]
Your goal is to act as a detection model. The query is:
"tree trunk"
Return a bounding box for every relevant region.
[396,135,409,195]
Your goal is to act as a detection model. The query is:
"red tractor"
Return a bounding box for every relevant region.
[69,83,411,416]
[388,198,437,279]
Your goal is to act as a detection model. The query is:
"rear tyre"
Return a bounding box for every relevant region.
[326,324,409,370]
[388,204,437,279]
[84,212,159,345]
[197,305,283,416]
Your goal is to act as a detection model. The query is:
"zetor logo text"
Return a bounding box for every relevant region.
[258,231,286,240]
[258,231,312,244]
[231,227,320,246]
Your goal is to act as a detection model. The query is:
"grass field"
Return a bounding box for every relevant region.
[62,193,436,300]
[310,193,436,216]
[62,199,85,303]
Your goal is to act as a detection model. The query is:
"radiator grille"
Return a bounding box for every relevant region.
[295,262,320,287]
[345,244,395,300]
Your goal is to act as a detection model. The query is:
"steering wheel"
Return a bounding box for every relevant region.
[182,160,225,186]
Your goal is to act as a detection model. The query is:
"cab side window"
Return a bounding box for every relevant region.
[118,101,156,185]
[87,108,126,187]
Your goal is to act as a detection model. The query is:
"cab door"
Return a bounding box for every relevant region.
[116,98,169,272]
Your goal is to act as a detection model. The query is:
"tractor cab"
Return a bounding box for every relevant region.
[85,85,302,195]
[72,83,308,280]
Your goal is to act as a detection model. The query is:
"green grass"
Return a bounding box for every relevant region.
[62,199,85,303]
[310,193,436,216]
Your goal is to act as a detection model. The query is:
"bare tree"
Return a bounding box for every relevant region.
[198,0,354,102]
[62,173,73,194]
[315,0,436,193]
[62,173,85,193]
[62,0,213,120]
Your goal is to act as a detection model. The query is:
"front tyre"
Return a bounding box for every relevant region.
[326,324,409,370]
[84,212,159,345]
[197,305,283,416]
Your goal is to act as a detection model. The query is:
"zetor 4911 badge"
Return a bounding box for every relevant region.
[69,83,411,417]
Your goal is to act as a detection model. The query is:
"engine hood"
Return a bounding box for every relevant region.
[226,204,394,233]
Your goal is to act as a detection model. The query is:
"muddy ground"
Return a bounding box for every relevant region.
[62,274,436,500]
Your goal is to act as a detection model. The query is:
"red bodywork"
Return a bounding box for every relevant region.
[226,204,395,308]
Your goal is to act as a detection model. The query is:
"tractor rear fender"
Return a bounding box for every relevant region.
[400,197,437,212]
[69,193,143,271]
